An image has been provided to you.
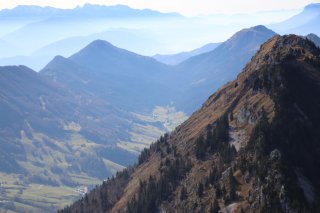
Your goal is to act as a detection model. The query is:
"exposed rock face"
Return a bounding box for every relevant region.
[236,104,258,125]
[270,149,281,161]
[60,35,320,213]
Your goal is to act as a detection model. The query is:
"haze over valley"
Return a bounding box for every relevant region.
[0,3,317,70]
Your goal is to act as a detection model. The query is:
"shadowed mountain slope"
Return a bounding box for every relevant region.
[174,25,277,113]
[0,65,140,211]
[41,40,178,112]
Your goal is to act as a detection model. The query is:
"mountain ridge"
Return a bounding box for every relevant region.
[0,4,182,19]
[41,39,177,112]
[174,25,277,113]
[270,3,320,35]
[59,34,320,213]
[153,42,221,65]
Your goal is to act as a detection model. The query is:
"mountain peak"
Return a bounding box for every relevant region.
[307,33,319,37]
[306,33,320,47]
[250,25,271,32]
[224,25,276,44]
[304,3,320,11]
[74,39,118,55]
[213,25,276,56]
[249,34,320,70]
[87,39,115,48]
[43,55,70,69]
[52,55,68,61]
[237,25,276,36]
[69,39,122,63]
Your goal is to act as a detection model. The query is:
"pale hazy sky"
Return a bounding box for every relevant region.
[0,0,318,16]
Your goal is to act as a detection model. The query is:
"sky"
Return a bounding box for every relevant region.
[0,0,318,16]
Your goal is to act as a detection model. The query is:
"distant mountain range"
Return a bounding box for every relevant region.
[0,28,158,71]
[0,4,181,19]
[41,25,278,115]
[0,3,319,70]
[41,40,177,112]
[153,43,221,65]
[0,4,184,67]
[270,3,320,35]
